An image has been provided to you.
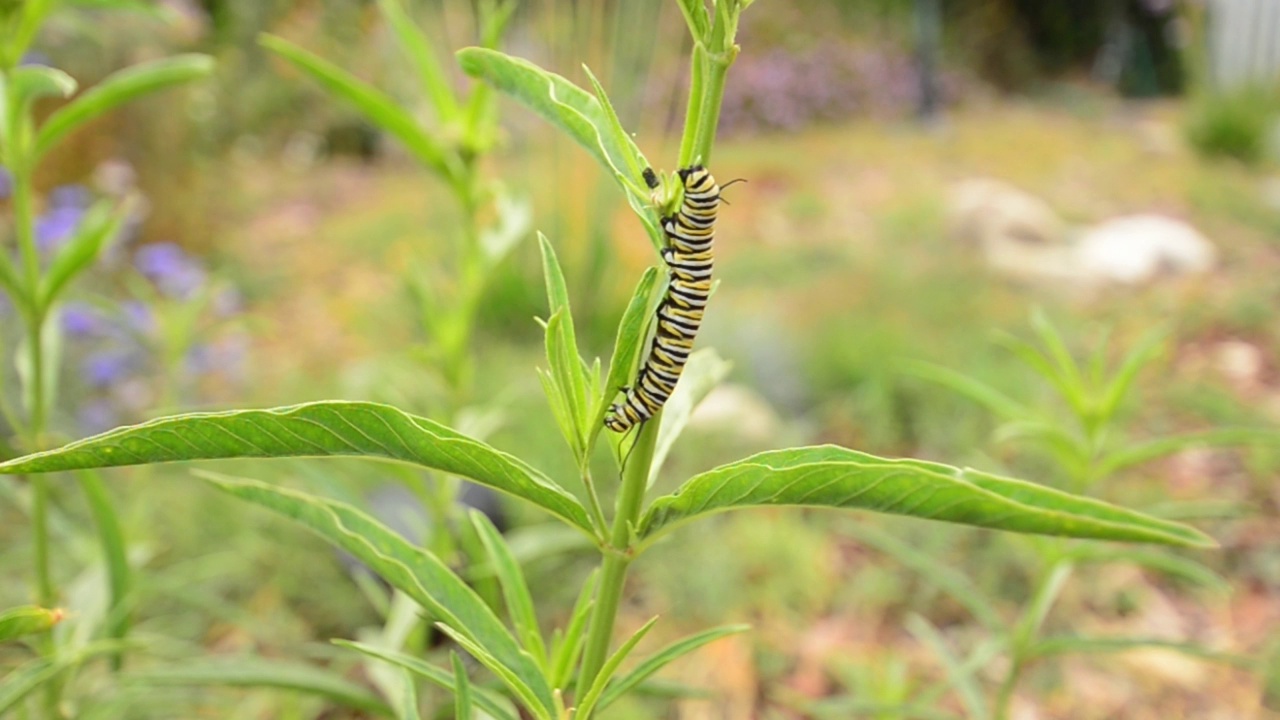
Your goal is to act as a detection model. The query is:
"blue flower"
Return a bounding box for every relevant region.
[120,300,155,335]
[83,351,134,388]
[49,184,90,210]
[35,206,84,253]
[135,242,207,299]
[62,303,105,338]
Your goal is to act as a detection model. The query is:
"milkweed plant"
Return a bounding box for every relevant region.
[0,1,1219,718]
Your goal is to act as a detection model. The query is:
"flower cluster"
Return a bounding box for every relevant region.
[655,39,961,136]
[62,240,247,433]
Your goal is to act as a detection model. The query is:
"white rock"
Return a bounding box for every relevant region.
[687,384,780,441]
[1074,214,1217,284]
[948,178,1075,282]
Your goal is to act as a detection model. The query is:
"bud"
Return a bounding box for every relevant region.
[0,605,65,643]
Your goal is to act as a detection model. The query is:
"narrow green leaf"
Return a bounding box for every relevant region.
[1097,427,1280,477]
[207,476,556,717]
[127,657,393,716]
[0,401,591,532]
[576,616,659,718]
[0,642,125,714]
[376,0,460,123]
[648,348,732,487]
[596,624,749,712]
[904,615,987,720]
[1098,328,1166,422]
[335,641,518,720]
[40,198,132,309]
[1065,546,1228,592]
[840,523,1001,631]
[455,48,659,243]
[11,65,77,105]
[1013,562,1072,653]
[261,34,459,183]
[451,653,473,720]
[35,55,213,159]
[397,668,423,720]
[639,446,1215,548]
[78,470,131,668]
[674,0,711,38]
[470,511,547,665]
[899,360,1029,422]
[994,330,1087,419]
[0,605,63,643]
[1028,309,1086,397]
[551,569,598,690]
[1027,637,1255,667]
[582,65,645,184]
[539,235,589,456]
[590,268,662,455]
[434,623,552,720]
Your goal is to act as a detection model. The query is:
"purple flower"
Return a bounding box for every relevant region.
[83,351,134,388]
[19,52,50,67]
[62,303,104,338]
[135,242,207,299]
[120,300,155,335]
[0,167,11,201]
[35,206,84,253]
[49,185,90,210]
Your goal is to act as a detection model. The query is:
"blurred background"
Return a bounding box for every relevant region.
[1,0,1279,717]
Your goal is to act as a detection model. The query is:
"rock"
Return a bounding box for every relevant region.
[947,178,1076,282]
[1074,214,1217,284]
[688,384,781,441]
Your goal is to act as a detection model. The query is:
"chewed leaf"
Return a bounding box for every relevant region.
[640,446,1214,548]
[0,401,592,533]
[456,47,661,245]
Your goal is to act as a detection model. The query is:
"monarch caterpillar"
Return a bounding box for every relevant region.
[604,165,720,434]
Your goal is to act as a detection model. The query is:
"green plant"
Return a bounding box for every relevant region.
[1185,83,1279,165]
[0,2,213,716]
[822,312,1275,719]
[0,4,1217,719]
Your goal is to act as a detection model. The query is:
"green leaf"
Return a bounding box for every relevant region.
[335,641,518,720]
[376,0,460,123]
[551,569,598,690]
[1098,328,1166,422]
[0,641,124,715]
[35,55,213,159]
[576,616,658,718]
[1027,637,1255,667]
[451,653,473,720]
[840,523,1001,631]
[126,657,393,716]
[674,0,711,39]
[396,668,423,720]
[1013,562,1072,653]
[433,622,552,720]
[904,615,987,720]
[1064,545,1228,592]
[261,34,460,184]
[638,446,1215,547]
[0,400,592,532]
[206,476,557,717]
[39,198,132,309]
[78,470,131,669]
[591,268,662,456]
[11,65,77,105]
[455,48,660,244]
[1097,427,1280,477]
[539,235,590,459]
[0,605,63,643]
[582,65,645,186]
[994,329,1087,420]
[648,348,732,487]
[899,360,1029,422]
[595,624,749,712]
[470,511,547,665]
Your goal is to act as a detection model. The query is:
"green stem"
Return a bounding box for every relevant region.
[575,417,660,705]
[688,49,733,167]
[676,45,706,167]
[995,560,1073,720]
[78,471,131,672]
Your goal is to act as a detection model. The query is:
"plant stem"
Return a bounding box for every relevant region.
[575,417,660,704]
[676,45,706,167]
[689,48,733,167]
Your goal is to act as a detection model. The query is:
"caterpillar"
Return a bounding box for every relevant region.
[604,165,720,434]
